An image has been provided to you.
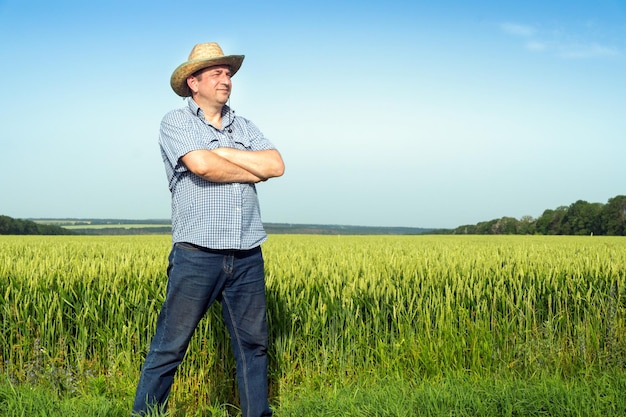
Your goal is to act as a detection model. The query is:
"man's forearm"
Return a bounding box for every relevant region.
[181,150,266,183]
[211,148,285,180]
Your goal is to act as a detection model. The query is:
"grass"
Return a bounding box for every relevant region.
[2,372,626,416]
[277,373,626,417]
[1,234,625,415]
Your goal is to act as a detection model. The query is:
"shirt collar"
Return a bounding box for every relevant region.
[187,98,235,131]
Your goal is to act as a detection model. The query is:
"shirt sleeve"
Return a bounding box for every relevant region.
[159,109,209,174]
[159,108,212,190]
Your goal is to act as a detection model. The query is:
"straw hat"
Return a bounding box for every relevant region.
[170,42,245,97]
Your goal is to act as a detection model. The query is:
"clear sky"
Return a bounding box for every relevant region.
[1,0,624,229]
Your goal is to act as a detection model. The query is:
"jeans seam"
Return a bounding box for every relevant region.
[222,292,251,416]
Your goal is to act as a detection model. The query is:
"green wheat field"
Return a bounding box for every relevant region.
[1,234,625,416]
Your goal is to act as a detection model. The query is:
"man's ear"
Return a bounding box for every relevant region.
[187,76,197,94]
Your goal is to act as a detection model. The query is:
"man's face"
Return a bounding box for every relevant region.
[188,64,232,105]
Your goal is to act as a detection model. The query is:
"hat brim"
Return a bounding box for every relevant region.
[170,55,244,97]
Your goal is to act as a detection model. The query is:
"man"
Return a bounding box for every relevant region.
[132,42,284,417]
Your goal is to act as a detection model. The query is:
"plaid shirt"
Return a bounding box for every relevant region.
[159,99,276,250]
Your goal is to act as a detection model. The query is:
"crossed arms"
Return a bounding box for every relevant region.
[181,148,285,183]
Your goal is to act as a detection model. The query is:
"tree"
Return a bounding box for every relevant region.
[447,195,625,236]
[561,200,603,235]
[601,195,626,236]
[0,215,73,235]
[535,207,567,235]
[492,217,519,234]
[518,215,535,235]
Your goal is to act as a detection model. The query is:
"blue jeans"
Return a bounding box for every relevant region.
[132,242,272,417]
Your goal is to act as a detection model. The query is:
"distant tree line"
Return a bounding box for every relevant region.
[0,215,74,235]
[451,195,626,236]
[3,195,625,236]
[263,223,433,235]
[71,227,172,235]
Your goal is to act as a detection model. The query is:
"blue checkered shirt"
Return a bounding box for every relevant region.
[159,99,276,250]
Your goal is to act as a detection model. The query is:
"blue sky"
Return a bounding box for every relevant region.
[1,0,624,228]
